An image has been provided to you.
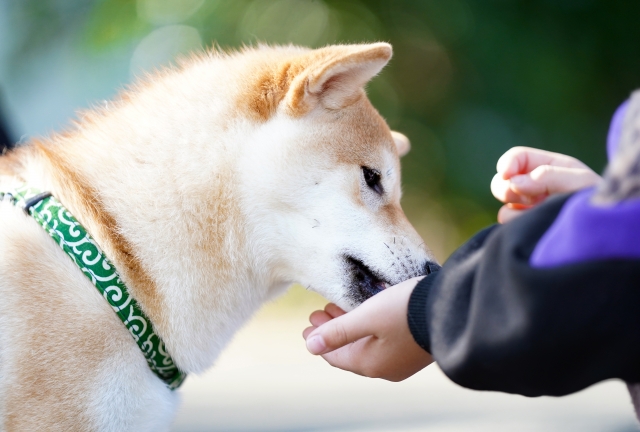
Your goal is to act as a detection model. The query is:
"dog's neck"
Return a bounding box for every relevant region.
[5,59,291,373]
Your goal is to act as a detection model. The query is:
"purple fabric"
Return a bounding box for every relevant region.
[530,99,640,268]
[607,100,629,161]
[530,188,640,267]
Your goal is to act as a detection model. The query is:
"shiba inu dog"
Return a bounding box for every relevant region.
[0,43,437,431]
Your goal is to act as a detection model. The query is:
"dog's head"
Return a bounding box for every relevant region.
[239,43,438,309]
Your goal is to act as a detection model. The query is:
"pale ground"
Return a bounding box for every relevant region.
[172,286,639,432]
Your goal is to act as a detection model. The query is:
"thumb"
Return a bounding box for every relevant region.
[510,165,601,197]
[306,306,375,355]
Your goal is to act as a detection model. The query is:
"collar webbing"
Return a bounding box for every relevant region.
[0,185,186,390]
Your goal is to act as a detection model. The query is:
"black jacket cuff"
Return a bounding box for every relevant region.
[407,271,441,353]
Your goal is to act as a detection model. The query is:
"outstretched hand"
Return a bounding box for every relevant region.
[490,146,602,223]
[303,277,433,382]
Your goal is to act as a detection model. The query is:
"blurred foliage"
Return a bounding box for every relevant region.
[3,0,640,258]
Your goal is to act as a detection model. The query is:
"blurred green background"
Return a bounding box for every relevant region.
[1,0,639,259]
[3,2,640,430]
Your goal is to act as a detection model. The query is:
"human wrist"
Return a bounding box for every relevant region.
[407,271,440,353]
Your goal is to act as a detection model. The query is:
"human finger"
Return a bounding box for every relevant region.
[510,166,602,197]
[302,325,317,339]
[305,303,379,355]
[497,147,587,179]
[324,303,347,319]
[497,203,531,224]
[306,277,422,355]
[309,310,333,327]
[319,336,376,376]
[491,173,532,204]
[319,328,433,381]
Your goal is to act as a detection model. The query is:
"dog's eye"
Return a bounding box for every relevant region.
[362,166,383,195]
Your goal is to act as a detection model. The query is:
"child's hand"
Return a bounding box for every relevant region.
[491,146,602,223]
[303,277,433,382]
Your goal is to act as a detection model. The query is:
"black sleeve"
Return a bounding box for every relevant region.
[408,193,640,397]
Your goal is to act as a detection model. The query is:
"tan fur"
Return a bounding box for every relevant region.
[237,44,392,121]
[36,142,164,323]
[0,43,433,431]
[327,97,398,165]
[0,204,150,431]
[241,59,308,120]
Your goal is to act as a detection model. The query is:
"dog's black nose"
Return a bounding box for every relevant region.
[423,261,441,276]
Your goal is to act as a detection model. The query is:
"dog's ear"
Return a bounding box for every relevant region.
[286,43,392,115]
[391,131,410,157]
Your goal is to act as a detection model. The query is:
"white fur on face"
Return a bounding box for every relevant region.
[239,108,435,310]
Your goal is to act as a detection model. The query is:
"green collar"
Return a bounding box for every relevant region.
[1,185,186,390]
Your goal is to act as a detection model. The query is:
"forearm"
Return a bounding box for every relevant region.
[409,194,640,396]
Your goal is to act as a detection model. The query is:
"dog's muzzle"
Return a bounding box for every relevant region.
[346,256,440,304]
